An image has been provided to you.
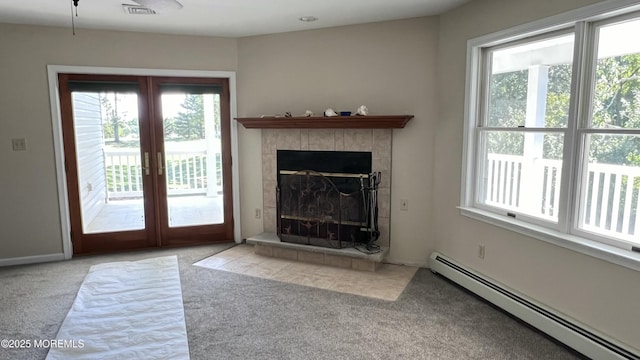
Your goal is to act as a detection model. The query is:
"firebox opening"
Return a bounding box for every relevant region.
[276,150,380,251]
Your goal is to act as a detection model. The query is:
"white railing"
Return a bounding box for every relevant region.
[582,162,640,242]
[485,153,639,240]
[485,154,562,220]
[164,150,208,195]
[105,150,144,199]
[104,149,222,199]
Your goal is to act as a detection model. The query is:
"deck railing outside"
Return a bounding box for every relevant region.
[485,153,639,241]
[105,149,222,199]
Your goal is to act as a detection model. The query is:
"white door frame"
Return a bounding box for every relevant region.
[47,65,242,260]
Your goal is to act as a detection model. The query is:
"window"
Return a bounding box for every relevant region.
[463,5,640,261]
[478,33,573,225]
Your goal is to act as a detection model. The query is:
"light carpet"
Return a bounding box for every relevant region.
[45,255,189,360]
[193,244,418,301]
[0,244,584,359]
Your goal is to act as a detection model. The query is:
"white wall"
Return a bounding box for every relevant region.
[435,0,640,351]
[237,17,440,266]
[0,23,237,260]
[72,92,105,227]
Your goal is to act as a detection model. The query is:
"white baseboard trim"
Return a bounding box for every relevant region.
[0,253,66,267]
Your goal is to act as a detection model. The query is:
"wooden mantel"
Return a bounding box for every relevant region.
[235,115,413,129]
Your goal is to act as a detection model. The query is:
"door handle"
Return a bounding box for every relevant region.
[157,152,164,176]
[143,152,150,176]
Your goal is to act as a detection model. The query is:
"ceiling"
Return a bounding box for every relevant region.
[0,0,471,38]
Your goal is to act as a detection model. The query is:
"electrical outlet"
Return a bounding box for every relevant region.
[255,208,261,219]
[400,199,408,211]
[11,138,26,151]
[478,244,485,259]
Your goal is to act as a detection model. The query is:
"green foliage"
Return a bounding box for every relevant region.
[488,70,528,127]
[173,95,205,140]
[486,70,526,155]
[487,55,640,166]
[545,64,573,127]
[591,54,640,166]
[101,93,139,143]
[163,117,176,138]
[593,55,640,128]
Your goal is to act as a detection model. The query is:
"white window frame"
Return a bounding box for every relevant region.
[572,11,640,250]
[474,29,576,232]
[460,0,640,272]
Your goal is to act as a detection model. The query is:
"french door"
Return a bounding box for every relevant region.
[58,74,233,255]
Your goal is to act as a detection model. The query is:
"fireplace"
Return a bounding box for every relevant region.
[276,150,379,249]
[261,128,392,249]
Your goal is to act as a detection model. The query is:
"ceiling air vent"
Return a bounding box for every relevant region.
[122,4,157,15]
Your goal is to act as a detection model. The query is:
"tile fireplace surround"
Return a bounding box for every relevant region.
[261,128,392,248]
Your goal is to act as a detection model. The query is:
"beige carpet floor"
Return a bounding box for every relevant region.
[1,243,585,360]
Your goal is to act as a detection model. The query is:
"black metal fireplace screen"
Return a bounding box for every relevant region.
[277,169,380,249]
[276,150,379,249]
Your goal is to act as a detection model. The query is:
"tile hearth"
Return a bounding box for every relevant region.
[247,232,388,272]
[194,244,418,301]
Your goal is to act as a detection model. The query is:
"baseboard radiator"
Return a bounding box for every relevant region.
[429,252,639,360]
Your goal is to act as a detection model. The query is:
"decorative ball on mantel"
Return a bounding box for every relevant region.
[324,108,338,117]
[355,105,369,116]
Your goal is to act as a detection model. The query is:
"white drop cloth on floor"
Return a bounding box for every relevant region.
[46,255,190,360]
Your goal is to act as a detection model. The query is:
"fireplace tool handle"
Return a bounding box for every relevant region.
[362,172,381,251]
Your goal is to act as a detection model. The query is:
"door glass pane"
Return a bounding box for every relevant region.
[487,34,574,128]
[477,130,564,221]
[579,134,640,244]
[72,91,145,233]
[591,17,640,129]
[161,92,224,227]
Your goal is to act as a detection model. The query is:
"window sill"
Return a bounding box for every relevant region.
[458,206,640,273]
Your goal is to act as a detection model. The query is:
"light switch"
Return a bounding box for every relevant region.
[12,138,27,151]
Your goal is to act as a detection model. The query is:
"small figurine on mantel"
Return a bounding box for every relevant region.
[355,105,369,116]
[324,108,338,117]
[302,110,314,117]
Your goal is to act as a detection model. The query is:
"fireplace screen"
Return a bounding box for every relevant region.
[276,150,378,249]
